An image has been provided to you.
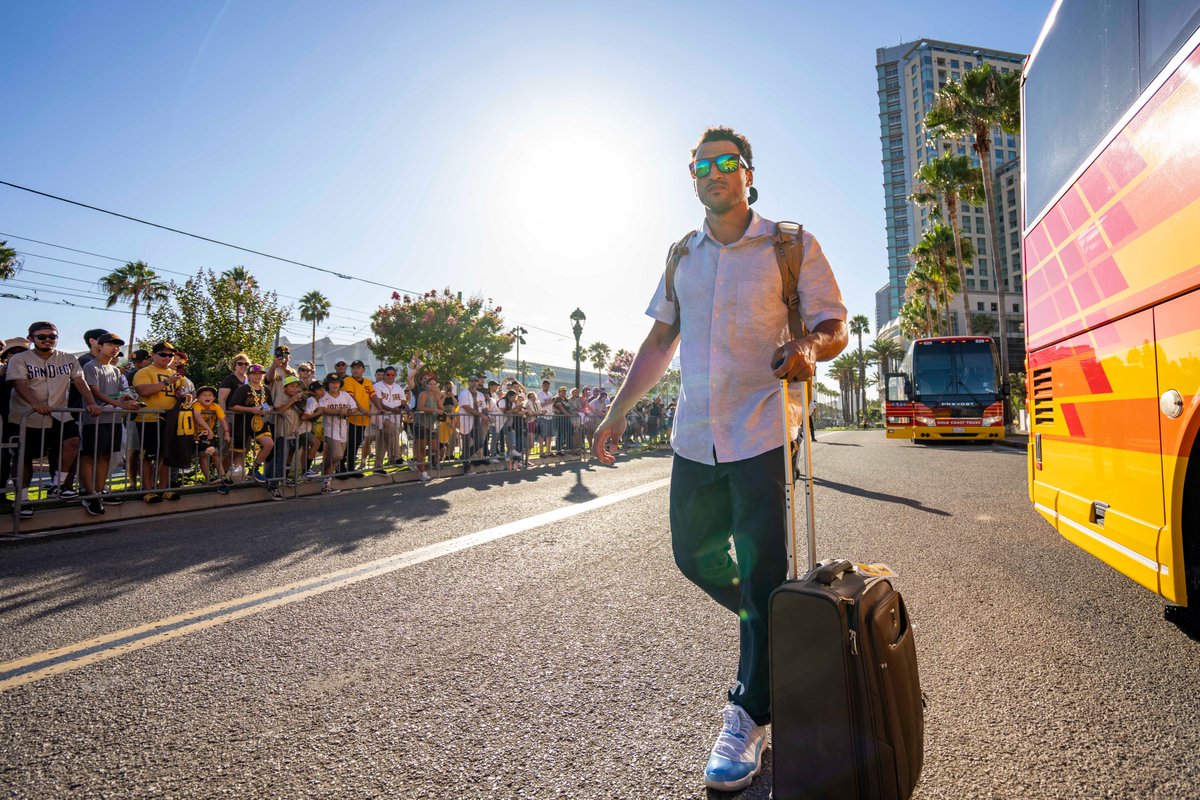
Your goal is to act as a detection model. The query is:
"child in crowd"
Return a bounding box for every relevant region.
[192,386,231,492]
[299,381,325,478]
[317,373,355,493]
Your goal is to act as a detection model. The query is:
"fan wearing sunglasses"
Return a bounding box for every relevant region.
[590,126,849,793]
[6,321,102,517]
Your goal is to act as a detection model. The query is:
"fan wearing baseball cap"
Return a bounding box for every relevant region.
[340,359,376,474]
[132,341,184,502]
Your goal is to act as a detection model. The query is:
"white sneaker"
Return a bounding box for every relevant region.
[419,471,431,482]
[703,703,767,792]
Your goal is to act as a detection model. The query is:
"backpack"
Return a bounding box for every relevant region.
[663,221,808,340]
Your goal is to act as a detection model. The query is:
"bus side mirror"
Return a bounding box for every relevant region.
[885,372,910,402]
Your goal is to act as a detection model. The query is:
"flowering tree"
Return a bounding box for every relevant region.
[369,289,510,382]
[607,348,635,390]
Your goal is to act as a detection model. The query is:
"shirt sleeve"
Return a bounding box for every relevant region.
[68,355,83,381]
[645,270,676,326]
[797,232,848,332]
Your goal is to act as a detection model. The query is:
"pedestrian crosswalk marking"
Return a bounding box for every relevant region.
[0,478,671,692]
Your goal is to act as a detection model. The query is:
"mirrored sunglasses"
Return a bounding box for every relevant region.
[689,152,748,178]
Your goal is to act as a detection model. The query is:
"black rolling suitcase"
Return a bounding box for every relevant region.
[769,380,924,800]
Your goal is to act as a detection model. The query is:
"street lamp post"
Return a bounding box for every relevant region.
[511,326,527,381]
[570,308,586,391]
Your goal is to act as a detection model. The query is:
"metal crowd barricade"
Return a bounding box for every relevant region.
[6,399,601,533]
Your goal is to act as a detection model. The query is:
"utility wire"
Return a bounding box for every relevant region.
[0,182,423,294]
[0,206,602,347]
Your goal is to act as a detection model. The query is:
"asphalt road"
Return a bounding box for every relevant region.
[2,433,1199,799]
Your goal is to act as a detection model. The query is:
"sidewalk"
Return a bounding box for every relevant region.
[997,431,1028,450]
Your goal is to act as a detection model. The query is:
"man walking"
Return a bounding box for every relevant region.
[592,126,847,792]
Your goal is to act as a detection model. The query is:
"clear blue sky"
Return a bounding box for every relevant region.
[1,0,1053,382]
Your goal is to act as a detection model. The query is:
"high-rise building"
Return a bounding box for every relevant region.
[876,38,1026,365]
[874,284,890,333]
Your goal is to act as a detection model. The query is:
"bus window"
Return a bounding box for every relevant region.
[1142,0,1200,77]
[1025,0,1139,220]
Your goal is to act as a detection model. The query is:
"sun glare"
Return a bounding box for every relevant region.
[490,113,646,234]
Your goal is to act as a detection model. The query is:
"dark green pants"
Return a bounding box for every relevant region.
[670,447,788,726]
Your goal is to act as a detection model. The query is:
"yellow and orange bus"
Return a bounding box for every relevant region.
[1022,0,1200,606]
[884,337,1005,442]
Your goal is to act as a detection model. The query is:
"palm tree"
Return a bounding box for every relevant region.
[298,290,331,367]
[905,259,941,336]
[99,260,170,350]
[868,337,905,382]
[849,314,870,425]
[899,296,936,340]
[911,224,973,335]
[925,63,1021,378]
[909,154,984,334]
[831,352,860,425]
[539,365,555,383]
[587,342,611,388]
[221,266,258,329]
[0,241,22,281]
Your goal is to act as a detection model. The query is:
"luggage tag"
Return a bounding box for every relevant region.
[854,562,897,578]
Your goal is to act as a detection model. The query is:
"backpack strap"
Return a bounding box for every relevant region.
[663,230,695,336]
[772,221,807,340]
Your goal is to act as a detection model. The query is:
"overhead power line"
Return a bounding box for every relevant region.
[0,180,425,294]
[0,192,603,347]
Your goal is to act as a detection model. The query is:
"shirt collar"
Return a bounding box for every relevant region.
[698,211,773,247]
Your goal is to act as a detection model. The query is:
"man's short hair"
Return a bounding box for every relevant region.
[84,328,109,346]
[690,125,753,168]
[27,321,56,337]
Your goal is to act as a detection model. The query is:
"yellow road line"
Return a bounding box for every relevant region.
[0,478,670,692]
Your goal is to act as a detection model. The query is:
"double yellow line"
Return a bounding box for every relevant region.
[0,478,670,692]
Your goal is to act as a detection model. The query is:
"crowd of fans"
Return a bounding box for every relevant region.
[0,320,675,523]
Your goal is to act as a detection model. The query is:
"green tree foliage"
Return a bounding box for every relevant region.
[909,154,984,334]
[298,290,331,366]
[540,365,555,382]
[652,367,681,399]
[899,296,936,340]
[100,260,170,351]
[370,289,509,383]
[849,314,870,424]
[972,314,998,336]
[830,352,860,425]
[925,63,1021,376]
[586,342,611,387]
[0,241,22,281]
[867,337,905,385]
[221,266,258,330]
[911,224,973,335]
[146,268,291,389]
[607,348,635,391]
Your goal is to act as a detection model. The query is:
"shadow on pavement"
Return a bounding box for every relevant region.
[0,453,673,628]
[1164,605,1200,643]
[802,476,951,517]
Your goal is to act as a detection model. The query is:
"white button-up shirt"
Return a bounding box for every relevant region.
[646,212,846,465]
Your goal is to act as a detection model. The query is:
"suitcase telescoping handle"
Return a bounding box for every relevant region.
[779,378,817,581]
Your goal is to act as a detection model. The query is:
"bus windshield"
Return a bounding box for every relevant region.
[912,341,998,401]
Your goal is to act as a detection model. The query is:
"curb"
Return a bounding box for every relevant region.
[1,454,589,541]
